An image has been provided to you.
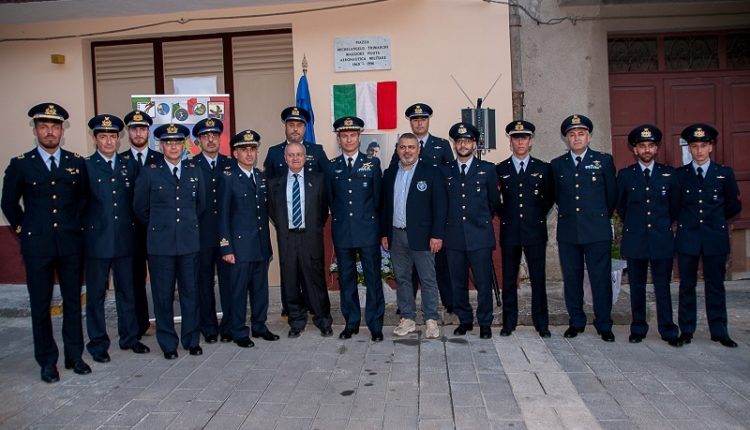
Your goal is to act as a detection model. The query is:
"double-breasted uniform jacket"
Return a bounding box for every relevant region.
[217,163,272,262]
[2,148,88,257]
[496,156,554,247]
[132,159,206,256]
[326,153,382,249]
[616,162,679,260]
[551,149,617,244]
[263,141,329,179]
[389,134,454,169]
[442,159,500,251]
[381,162,448,251]
[194,153,232,249]
[83,152,138,258]
[675,162,741,256]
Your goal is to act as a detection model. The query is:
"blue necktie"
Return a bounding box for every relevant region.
[292,174,302,228]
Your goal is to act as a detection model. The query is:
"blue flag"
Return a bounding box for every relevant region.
[295,75,316,143]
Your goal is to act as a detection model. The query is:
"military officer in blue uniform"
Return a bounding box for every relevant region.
[675,124,741,348]
[442,122,500,339]
[263,106,329,316]
[551,114,617,342]
[218,130,279,348]
[390,103,455,314]
[84,114,150,364]
[616,125,682,347]
[120,110,160,338]
[496,120,554,338]
[327,116,385,342]
[191,118,232,344]
[2,103,91,382]
[133,123,205,359]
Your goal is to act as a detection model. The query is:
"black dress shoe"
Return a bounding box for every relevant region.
[91,351,111,363]
[188,346,203,356]
[453,323,474,335]
[288,328,302,338]
[678,333,692,344]
[711,335,738,348]
[480,326,492,339]
[371,331,384,342]
[40,365,59,383]
[320,327,333,337]
[564,326,584,338]
[600,331,615,342]
[628,334,644,343]
[538,329,552,338]
[252,330,280,341]
[235,337,255,348]
[339,327,359,339]
[220,334,233,343]
[164,351,178,360]
[64,358,92,375]
[445,306,454,314]
[499,328,513,337]
[662,337,683,347]
[131,342,150,354]
[205,335,218,344]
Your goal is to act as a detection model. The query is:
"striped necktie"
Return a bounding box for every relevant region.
[292,174,302,228]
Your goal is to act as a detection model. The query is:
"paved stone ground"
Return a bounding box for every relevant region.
[0,281,748,430]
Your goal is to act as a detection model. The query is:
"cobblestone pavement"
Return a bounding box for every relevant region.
[0,281,748,430]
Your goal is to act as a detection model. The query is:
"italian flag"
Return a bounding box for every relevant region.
[331,81,397,130]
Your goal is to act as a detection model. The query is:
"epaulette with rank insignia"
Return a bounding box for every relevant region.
[330,157,337,162]
[74,153,81,158]
[223,170,232,176]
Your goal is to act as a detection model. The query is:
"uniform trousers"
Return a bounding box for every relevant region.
[558,240,613,332]
[148,253,200,352]
[627,257,678,339]
[501,243,549,332]
[197,246,230,338]
[229,259,270,338]
[335,244,385,333]
[446,248,494,326]
[678,252,729,338]
[132,236,151,336]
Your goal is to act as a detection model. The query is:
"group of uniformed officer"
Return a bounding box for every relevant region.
[2,101,741,383]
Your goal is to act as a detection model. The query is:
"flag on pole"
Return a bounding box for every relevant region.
[331,81,397,130]
[296,74,316,143]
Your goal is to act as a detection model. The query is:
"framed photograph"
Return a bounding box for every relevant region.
[360,133,399,171]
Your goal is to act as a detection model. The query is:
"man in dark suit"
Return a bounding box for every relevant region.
[389,103,455,314]
[191,118,232,344]
[2,103,91,382]
[551,114,617,342]
[381,133,447,339]
[675,124,742,348]
[218,130,279,348]
[326,116,385,342]
[496,120,554,338]
[616,125,682,347]
[268,142,333,338]
[120,110,160,339]
[133,123,205,359]
[84,114,150,365]
[263,106,329,317]
[442,123,500,339]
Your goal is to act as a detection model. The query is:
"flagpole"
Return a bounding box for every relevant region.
[302,54,308,76]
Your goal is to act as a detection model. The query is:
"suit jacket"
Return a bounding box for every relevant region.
[616,162,678,260]
[675,162,741,256]
[83,152,138,258]
[217,164,272,262]
[268,171,328,259]
[194,153,232,249]
[381,162,447,251]
[389,134,454,169]
[442,159,500,251]
[551,148,617,244]
[263,140,329,179]
[496,156,554,247]
[120,148,164,240]
[133,159,206,256]
[2,148,88,257]
[326,153,381,249]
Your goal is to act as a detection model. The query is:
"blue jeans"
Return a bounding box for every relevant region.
[390,229,439,321]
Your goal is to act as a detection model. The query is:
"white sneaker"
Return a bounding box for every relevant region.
[425,319,440,339]
[393,318,416,336]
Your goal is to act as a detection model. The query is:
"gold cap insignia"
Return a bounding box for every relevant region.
[571,115,581,124]
[166,124,178,134]
[640,128,652,138]
[102,116,112,128]
[458,125,467,134]
[344,118,353,127]
[205,119,215,127]
[244,132,255,141]
[515,122,524,131]
[414,105,423,114]
[133,112,143,121]
[45,105,57,115]
[220,238,229,247]
[694,128,705,138]
[291,108,300,116]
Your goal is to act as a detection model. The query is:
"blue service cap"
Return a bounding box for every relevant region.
[231,129,261,148]
[681,123,718,144]
[627,124,662,146]
[333,116,364,132]
[28,102,68,122]
[123,110,153,128]
[505,120,535,137]
[449,122,480,140]
[405,103,432,119]
[280,106,310,123]
[154,123,189,140]
[560,114,593,135]
[192,117,224,137]
[88,114,124,134]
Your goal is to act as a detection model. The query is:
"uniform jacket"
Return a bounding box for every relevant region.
[133,159,206,256]
[83,152,138,258]
[442,159,500,251]
[194,153,232,249]
[381,162,447,251]
[2,148,88,257]
[263,141,329,179]
[217,163,272,262]
[326,153,381,249]
[675,162,741,256]
[616,162,678,259]
[496,156,554,247]
[389,134,454,169]
[120,148,164,236]
[268,171,328,259]
[551,149,617,244]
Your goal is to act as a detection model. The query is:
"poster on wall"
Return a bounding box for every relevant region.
[130,94,232,156]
